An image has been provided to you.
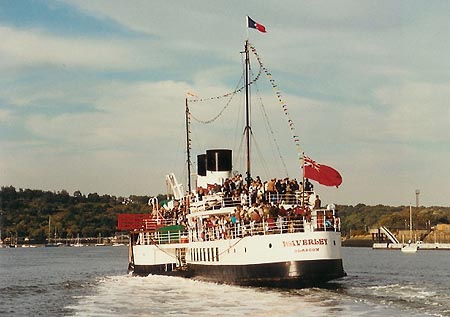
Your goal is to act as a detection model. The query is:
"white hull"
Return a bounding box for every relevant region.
[187,231,342,265]
[401,244,418,253]
[130,227,345,286]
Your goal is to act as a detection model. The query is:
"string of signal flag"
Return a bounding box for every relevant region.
[186,16,342,186]
[187,42,303,165]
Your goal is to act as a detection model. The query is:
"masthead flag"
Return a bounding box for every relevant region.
[303,156,343,188]
[247,16,267,33]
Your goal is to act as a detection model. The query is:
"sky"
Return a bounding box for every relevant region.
[1,0,449,207]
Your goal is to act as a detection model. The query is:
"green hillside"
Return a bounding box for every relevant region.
[0,186,164,244]
[1,186,449,244]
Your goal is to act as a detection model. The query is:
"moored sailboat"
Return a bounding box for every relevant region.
[45,216,60,247]
[401,205,418,253]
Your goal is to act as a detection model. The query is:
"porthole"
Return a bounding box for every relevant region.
[244,247,247,253]
[269,243,272,248]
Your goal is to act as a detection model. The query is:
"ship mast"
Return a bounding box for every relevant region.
[185,98,192,194]
[244,40,251,188]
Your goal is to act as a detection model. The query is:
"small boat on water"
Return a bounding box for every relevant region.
[119,26,345,287]
[401,205,418,253]
[401,243,418,253]
[71,234,84,247]
[95,233,106,246]
[45,216,60,247]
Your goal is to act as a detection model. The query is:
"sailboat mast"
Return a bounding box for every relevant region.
[244,40,251,188]
[185,98,192,194]
[48,216,51,244]
[409,205,413,241]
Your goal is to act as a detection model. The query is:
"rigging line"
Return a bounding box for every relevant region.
[233,95,246,174]
[248,68,277,179]
[251,70,290,178]
[250,133,271,180]
[146,236,179,260]
[233,53,251,176]
[189,73,244,124]
[217,236,245,257]
[186,46,263,104]
[249,43,303,165]
[234,131,246,175]
[189,118,208,160]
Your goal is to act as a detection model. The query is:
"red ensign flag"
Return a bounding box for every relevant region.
[303,156,342,188]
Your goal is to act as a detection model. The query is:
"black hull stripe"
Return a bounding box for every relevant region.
[132,263,190,278]
[132,259,345,287]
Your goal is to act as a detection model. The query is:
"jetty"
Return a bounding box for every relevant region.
[371,224,450,250]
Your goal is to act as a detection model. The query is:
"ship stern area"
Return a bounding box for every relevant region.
[131,243,190,278]
[188,231,346,288]
[250,258,346,288]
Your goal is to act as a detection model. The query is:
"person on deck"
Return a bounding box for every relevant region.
[304,178,313,192]
[314,195,321,209]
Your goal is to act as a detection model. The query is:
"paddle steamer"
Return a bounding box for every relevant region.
[119,38,346,287]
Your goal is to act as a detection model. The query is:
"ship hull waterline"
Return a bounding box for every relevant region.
[131,258,345,288]
[129,225,346,287]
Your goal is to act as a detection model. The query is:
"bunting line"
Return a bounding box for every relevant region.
[248,43,303,164]
[188,59,262,104]
[187,42,303,168]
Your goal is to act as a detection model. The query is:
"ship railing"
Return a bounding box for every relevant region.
[189,190,317,213]
[135,213,340,245]
[311,209,341,233]
[190,194,225,212]
[137,230,189,245]
[264,191,312,206]
[188,212,341,242]
[142,218,177,231]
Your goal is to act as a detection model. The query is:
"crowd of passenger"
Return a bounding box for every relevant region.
[145,175,339,240]
[197,174,315,206]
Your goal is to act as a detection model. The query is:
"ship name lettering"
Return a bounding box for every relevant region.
[282,238,328,247]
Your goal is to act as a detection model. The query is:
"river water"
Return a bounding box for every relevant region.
[0,246,449,316]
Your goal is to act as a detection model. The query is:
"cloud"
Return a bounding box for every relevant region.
[0,25,149,71]
[0,109,11,122]
[23,80,189,149]
[3,79,195,195]
[2,1,450,206]
[376,81,450,142]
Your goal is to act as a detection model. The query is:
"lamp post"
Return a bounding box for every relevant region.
[415,189,420,208]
